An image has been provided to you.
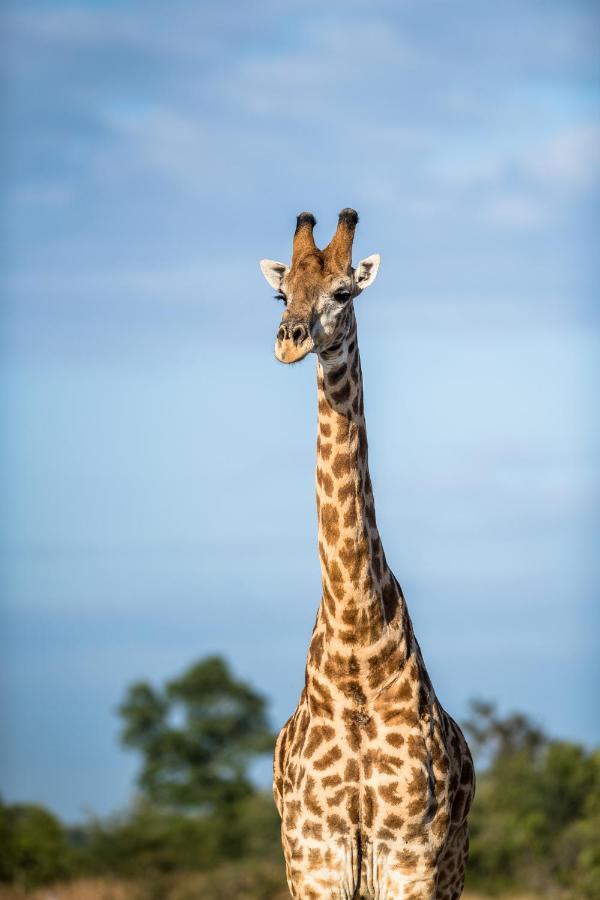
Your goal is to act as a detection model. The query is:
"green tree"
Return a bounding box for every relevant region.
[118,656,275,820]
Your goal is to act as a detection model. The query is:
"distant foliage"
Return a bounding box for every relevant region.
[464,700,600,898]
[118,655,275,814]
[0,802,73,888]
[76,793,281,880]
[114,656,277,865]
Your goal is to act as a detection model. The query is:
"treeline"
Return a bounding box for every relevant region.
[1,656,599,898]
[465,700,600,897]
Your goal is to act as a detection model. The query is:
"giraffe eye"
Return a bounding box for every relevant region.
[274,292,287,305]
[334,290,351,303]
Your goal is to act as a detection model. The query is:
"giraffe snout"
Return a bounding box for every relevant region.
[278,320,308,345]
[275,319,313,364]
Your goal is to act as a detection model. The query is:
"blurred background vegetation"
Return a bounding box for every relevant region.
[0,655,598,900]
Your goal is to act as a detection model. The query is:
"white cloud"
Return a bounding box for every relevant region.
[529,124,600,189]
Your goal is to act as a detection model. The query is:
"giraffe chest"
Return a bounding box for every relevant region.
[279,685,454,850]
[276,689,464,900]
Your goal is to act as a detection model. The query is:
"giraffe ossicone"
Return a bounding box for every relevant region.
[259,209,475,900]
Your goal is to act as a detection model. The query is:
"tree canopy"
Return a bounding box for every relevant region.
[118,656,275,812]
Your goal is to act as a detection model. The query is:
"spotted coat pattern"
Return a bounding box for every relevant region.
[273,314,475,899]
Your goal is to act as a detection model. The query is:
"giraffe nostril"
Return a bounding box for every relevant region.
[292,325,306,345]
[277,326,286,342]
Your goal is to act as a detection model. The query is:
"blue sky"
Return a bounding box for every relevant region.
[1,0,599,821]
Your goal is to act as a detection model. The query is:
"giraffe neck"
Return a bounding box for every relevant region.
[315,318,410,659]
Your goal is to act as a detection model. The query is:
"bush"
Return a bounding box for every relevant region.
[0,802,73,888]
[76,792,281,879]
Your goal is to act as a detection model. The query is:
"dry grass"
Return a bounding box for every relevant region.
[0,881,543,900]
[0,881,137,900]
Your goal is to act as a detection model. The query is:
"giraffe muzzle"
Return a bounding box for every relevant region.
[275,320,314,364]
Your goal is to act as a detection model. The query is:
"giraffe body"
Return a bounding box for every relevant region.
[261,210,475,899]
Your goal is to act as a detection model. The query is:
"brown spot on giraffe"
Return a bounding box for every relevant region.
[338,482,354,505]
[313,744,343,771]
[320,502,339,545]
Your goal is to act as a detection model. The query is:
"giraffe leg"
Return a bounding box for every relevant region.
[357,841,437,899]
[434,821,469,899]
[287,837,360,900]
[381,872,437,900]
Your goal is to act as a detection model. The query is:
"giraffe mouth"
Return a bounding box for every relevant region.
[274,336,314,364]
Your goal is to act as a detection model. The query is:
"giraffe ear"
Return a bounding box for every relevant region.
[259,259,289,291]
[354,254,380,291]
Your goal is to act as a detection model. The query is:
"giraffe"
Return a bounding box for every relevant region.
[259,209,475,900]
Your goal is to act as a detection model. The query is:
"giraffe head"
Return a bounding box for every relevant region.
[260,209,380,364]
